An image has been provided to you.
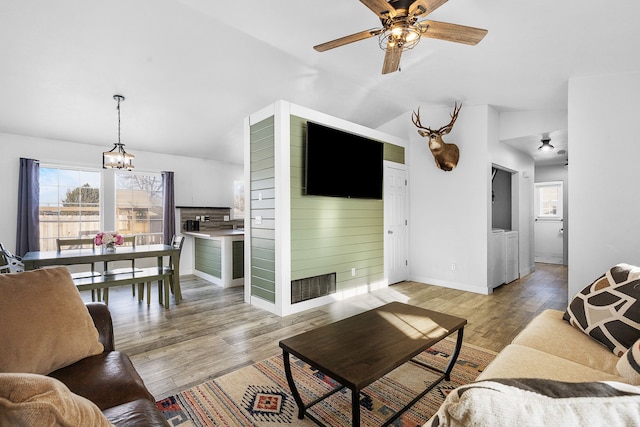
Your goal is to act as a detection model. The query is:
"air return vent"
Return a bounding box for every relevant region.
[291,273,336,304]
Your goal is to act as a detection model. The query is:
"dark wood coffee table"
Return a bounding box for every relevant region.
[279,301,467,426]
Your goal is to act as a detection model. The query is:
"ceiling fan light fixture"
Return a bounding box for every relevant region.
[379,23,421,50]
[103,94,135,170]
[538,138,554,152]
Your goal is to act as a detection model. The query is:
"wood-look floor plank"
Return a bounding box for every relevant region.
[81,263,567,399]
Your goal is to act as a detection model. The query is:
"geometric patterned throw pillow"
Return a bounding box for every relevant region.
[563,263,640,356]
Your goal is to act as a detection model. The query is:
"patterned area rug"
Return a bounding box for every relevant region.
[156,338,496,427]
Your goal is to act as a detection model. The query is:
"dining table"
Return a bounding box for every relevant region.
[22,244,181,304]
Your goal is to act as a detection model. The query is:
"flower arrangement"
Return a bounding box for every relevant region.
[94,231,124,247]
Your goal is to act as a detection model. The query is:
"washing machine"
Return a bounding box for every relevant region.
[489,229,505,288]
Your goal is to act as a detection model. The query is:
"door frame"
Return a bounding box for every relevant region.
[534,180,564,264]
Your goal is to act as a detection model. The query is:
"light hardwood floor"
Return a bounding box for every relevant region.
[82,263,568,400]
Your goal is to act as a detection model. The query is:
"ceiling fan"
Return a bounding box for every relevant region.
[314,0,488,74]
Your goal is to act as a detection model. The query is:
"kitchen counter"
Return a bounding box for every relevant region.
[183,230,244,238]
[183,230,244,287]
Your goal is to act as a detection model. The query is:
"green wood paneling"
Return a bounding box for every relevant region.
[248,113,403,305]
[251,247,275,260]
[289,115,387,289]
[233,240,244,279]
[194,238,222,278]
[384,143,405,164]
[250,116,276,303]
[251,286,275,302]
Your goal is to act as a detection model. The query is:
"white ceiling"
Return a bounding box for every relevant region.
[2,0,640,166]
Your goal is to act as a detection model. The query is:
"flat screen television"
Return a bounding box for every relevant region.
[305,121,383,199]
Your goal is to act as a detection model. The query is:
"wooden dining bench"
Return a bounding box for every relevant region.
[72,267,174,308]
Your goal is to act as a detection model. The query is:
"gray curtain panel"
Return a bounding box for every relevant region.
[16,157,40,256]
[162,171,175,245]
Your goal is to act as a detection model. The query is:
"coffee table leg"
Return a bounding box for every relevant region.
[282,351,305,419]
[352,389,360,426]
[443,327,464,381]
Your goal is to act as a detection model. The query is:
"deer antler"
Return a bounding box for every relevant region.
[440,102,461,135]
[412,102,462,136]
[411,107,434,133]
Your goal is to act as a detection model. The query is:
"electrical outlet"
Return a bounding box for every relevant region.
[451,263,456,271]
[351,268,356,276]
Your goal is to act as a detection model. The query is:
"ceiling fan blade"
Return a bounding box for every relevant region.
[418,20,488,45]
[381,43,403,74]
[360,0,397,18]
[314,28,383,52]
[409,0,448,17]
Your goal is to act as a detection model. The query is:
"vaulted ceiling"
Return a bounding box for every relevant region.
[2,1,639,166]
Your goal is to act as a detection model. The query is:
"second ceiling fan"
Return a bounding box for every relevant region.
[314,0,488,74]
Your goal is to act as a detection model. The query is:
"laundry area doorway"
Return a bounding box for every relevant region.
[490,166,519,289]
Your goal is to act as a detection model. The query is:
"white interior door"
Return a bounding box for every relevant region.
[534,181,564,264]
[384,164,408,284]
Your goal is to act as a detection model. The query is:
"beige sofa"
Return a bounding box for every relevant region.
[476,309,626,383]
[427,263,640,426]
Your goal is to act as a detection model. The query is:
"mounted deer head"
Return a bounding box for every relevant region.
[412,103,462,171]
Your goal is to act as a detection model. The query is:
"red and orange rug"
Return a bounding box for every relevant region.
[156,338,496,426]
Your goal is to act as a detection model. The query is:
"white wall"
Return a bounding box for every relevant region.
[0,132,243,273]
[379,105,538,293]
[380,105,492,293]
[568,71,640,301]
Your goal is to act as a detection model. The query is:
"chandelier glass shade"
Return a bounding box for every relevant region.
[103,95,134,170]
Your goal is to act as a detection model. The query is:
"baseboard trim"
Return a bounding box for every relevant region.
[408,275,492,295]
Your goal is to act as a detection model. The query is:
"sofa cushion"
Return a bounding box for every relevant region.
[617,338,640,385]
[477,344,625,383]
[512,309,620,375]
[102,399,170,427]
[0,267,104,374]
[49,351,155,411]
[563,263,640,356]
[425,378,640,427]
[0,373,113,427]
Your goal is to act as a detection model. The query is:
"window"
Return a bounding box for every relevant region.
[39,166,101,251]
[115,172,164,245]
[535,181,563,220]
[233,180,244,219]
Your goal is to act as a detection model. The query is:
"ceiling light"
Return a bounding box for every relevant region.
[103,94,134,170]
[538,138,554,152]
[379,20,422,51]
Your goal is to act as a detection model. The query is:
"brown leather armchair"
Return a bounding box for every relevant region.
[48,303,169,427]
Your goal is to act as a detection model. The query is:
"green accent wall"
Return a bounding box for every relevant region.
[384,143,405,164]
[233,240,244,279]
[194,238,221,278]
[249,116,276,303]
[289,116,403,292]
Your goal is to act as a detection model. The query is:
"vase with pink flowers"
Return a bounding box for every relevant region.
[94,231,124,253]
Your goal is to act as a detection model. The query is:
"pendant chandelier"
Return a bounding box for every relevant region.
[103,94,134,170]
